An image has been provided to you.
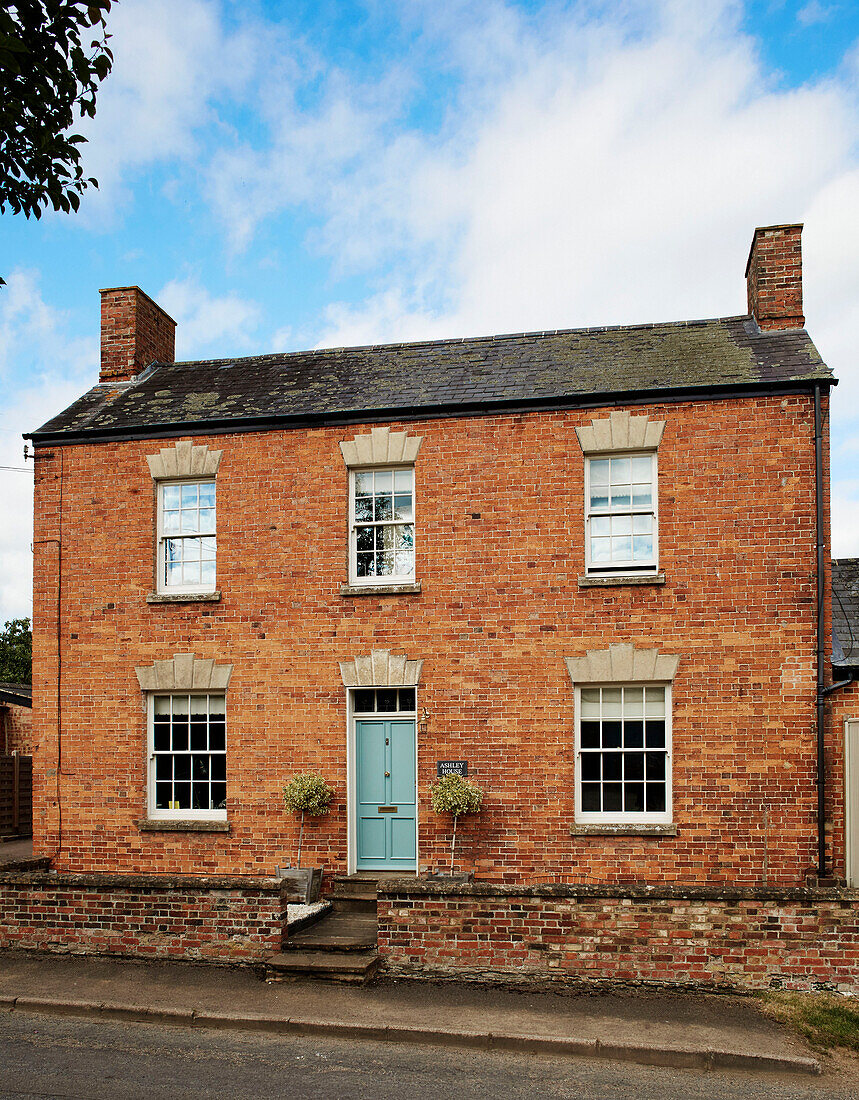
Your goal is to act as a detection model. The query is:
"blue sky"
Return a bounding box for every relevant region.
[2,0,859,622]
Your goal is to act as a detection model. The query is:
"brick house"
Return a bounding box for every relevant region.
[23,223,856,902]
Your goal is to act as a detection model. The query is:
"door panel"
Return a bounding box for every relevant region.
[356,718,416,870]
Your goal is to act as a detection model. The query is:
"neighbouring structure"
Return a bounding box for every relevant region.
[8,223,857,989]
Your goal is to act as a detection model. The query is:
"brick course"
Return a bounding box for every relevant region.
[0,871,284,962]
[1,701,32,755]
[377,883,859,993]
[31,392,838,886]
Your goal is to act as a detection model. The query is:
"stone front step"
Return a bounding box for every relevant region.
[265,949,380,983]
[284,912,378,952]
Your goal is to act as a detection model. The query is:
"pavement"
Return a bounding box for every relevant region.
[0,950,822,1076]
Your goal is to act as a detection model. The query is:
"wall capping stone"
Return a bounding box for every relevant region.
[570,824,677,836]
[146,440,222,480]
[339,649,423,687]
[340,583,422,597]
[564,642,680,684]
[135,653,233,692]
[339,425,423,467]
[376,880,859,902]
[575,411,665,454]
[577,574,665,589]
[138,819,230,833]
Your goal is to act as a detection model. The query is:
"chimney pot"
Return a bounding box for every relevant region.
[745,224,805,332]
[99,286,176,383]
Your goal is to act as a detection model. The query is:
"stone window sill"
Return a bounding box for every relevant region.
[137,819,230,833]
[340,582,422,597]
[578,573,665,589]
[570,824,677,836]
[147,591,222,604]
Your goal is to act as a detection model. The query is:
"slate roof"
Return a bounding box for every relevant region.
[0,683,32,707]
[833,559,859,669]
[31,314,831,442]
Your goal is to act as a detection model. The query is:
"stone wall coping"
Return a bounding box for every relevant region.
[0,870,283,894]
[376,879,859,903]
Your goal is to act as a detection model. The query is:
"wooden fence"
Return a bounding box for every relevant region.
[0,755,33,837]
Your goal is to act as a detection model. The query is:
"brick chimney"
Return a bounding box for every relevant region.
[745,223,805,332]
[99,287,176,383]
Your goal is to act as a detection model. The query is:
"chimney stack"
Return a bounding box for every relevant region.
[99,287,176,383]
[745,223,805,332]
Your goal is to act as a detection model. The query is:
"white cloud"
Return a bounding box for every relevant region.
[832,481,859,558]
[157,277,262,359]
[0,271,97,623]
[74,0,257,221]
[797,2,836,27]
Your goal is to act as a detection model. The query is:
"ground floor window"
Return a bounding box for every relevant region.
[575,684,671,823]
[148,693,226,819]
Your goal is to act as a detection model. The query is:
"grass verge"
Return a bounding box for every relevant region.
[760,992,859,1052]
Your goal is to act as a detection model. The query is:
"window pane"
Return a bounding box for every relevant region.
[155,756,172,782]
[209,697,225,717]
[378,525,395,550]
[181,508,199,533]
[394,495,413,521]
[590,516,610,537]
[174,756,191,781]
[645,687,665,716]
[590,459,610,485]
[580,721,600,748]
[589,489,609,509]
[198,483,216,508]
[375,496,393,521]
[394,549,414,575]
[154,696,170,716]
[646,753,665,781]
[356,552,374,576]
[155,783,171,809]
[354,497,373,522]
[357,527,374,551]
[624,720,644,747]
[374,471,392,493]
[376,551,394,575]
[602,753,621,781]
[395,525,414,549]
[180,484,198,506]
[394,469,413,492]
[631,455,651,480]
[581,755,600,782]
[190,723,207,751]
[581,784,601,812]
[646,784,666,812]
[200,560,216,587]
[625,783,645,812]
[355,472,373,495]
[611,515,632,536]
[632,486,652,508]
[580,689,600,717]
[601,721,622,748]
[623,687,644,716]
[632,535,653,561]
[377,689,398,711]
[645,720,665,747]
[162,485,181,509]
[353,689,375,712]
[172,696,189,716]
[199,508,215,531]
[611,457,631,482]
[603,784,622,812]
[590,536,611,562]
[173,782,191,809]
[601,688,622,717]
[153,723,170,752]
[632,515,652,535]
[624,753,644,781]
[210,756,226,782]
[193,783,210,810]
[398,688,416,710]
[163,509,180,534]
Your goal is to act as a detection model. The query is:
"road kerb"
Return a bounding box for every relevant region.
[4,995,821,1075]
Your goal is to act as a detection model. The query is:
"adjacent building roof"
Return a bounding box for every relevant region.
[30,315,831,442]
[0,683,32,708]
[833,559,859,670]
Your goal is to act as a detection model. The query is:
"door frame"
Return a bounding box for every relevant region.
[346,690,419,875]
[847,718,859,888]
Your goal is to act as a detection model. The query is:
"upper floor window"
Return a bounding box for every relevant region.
[350,468,415,584]
[157,480,216,594]
[585,453,657,574]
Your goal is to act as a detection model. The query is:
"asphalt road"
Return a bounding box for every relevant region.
[1,1012,857,1100]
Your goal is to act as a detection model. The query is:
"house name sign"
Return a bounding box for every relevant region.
[437,760,468,777]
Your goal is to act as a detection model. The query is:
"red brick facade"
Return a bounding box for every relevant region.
[745,223,805,332]
[30,389,842,887]
[99,287,176,383]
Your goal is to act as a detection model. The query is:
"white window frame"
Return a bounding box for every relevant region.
[574,682,672,825]
[584,451,659,576]
[348,465,416,587]
[147,692,227,822]
[156,478,217,595]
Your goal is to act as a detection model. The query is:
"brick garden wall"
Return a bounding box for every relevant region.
[378,882,859,994]
[0,871,284,963]
[31,392,838,885]
[1,702,33,756]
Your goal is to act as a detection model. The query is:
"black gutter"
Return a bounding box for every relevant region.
[0,688,32,708]
[25,377,834,449]
[814,383,827,878]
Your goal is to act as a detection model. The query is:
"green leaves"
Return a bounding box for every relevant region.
[0,1,113,220]
[0,618,32,685]
[429,774,483,818]
[283,773,334,817]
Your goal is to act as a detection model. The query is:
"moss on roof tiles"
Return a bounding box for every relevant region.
[32,315,831,439]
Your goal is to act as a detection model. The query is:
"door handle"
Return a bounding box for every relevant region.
[385,771,390,777]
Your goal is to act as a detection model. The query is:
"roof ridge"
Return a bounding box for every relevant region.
[168,314,758,369]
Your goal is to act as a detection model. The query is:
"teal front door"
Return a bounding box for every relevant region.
[356,719,416,870]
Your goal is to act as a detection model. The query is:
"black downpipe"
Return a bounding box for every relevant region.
[814,384,826,878]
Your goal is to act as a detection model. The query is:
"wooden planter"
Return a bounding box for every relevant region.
[276,867,323,903]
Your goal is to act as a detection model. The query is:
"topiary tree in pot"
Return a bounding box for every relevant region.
[280,773,334,903]
[429,774,484,877]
